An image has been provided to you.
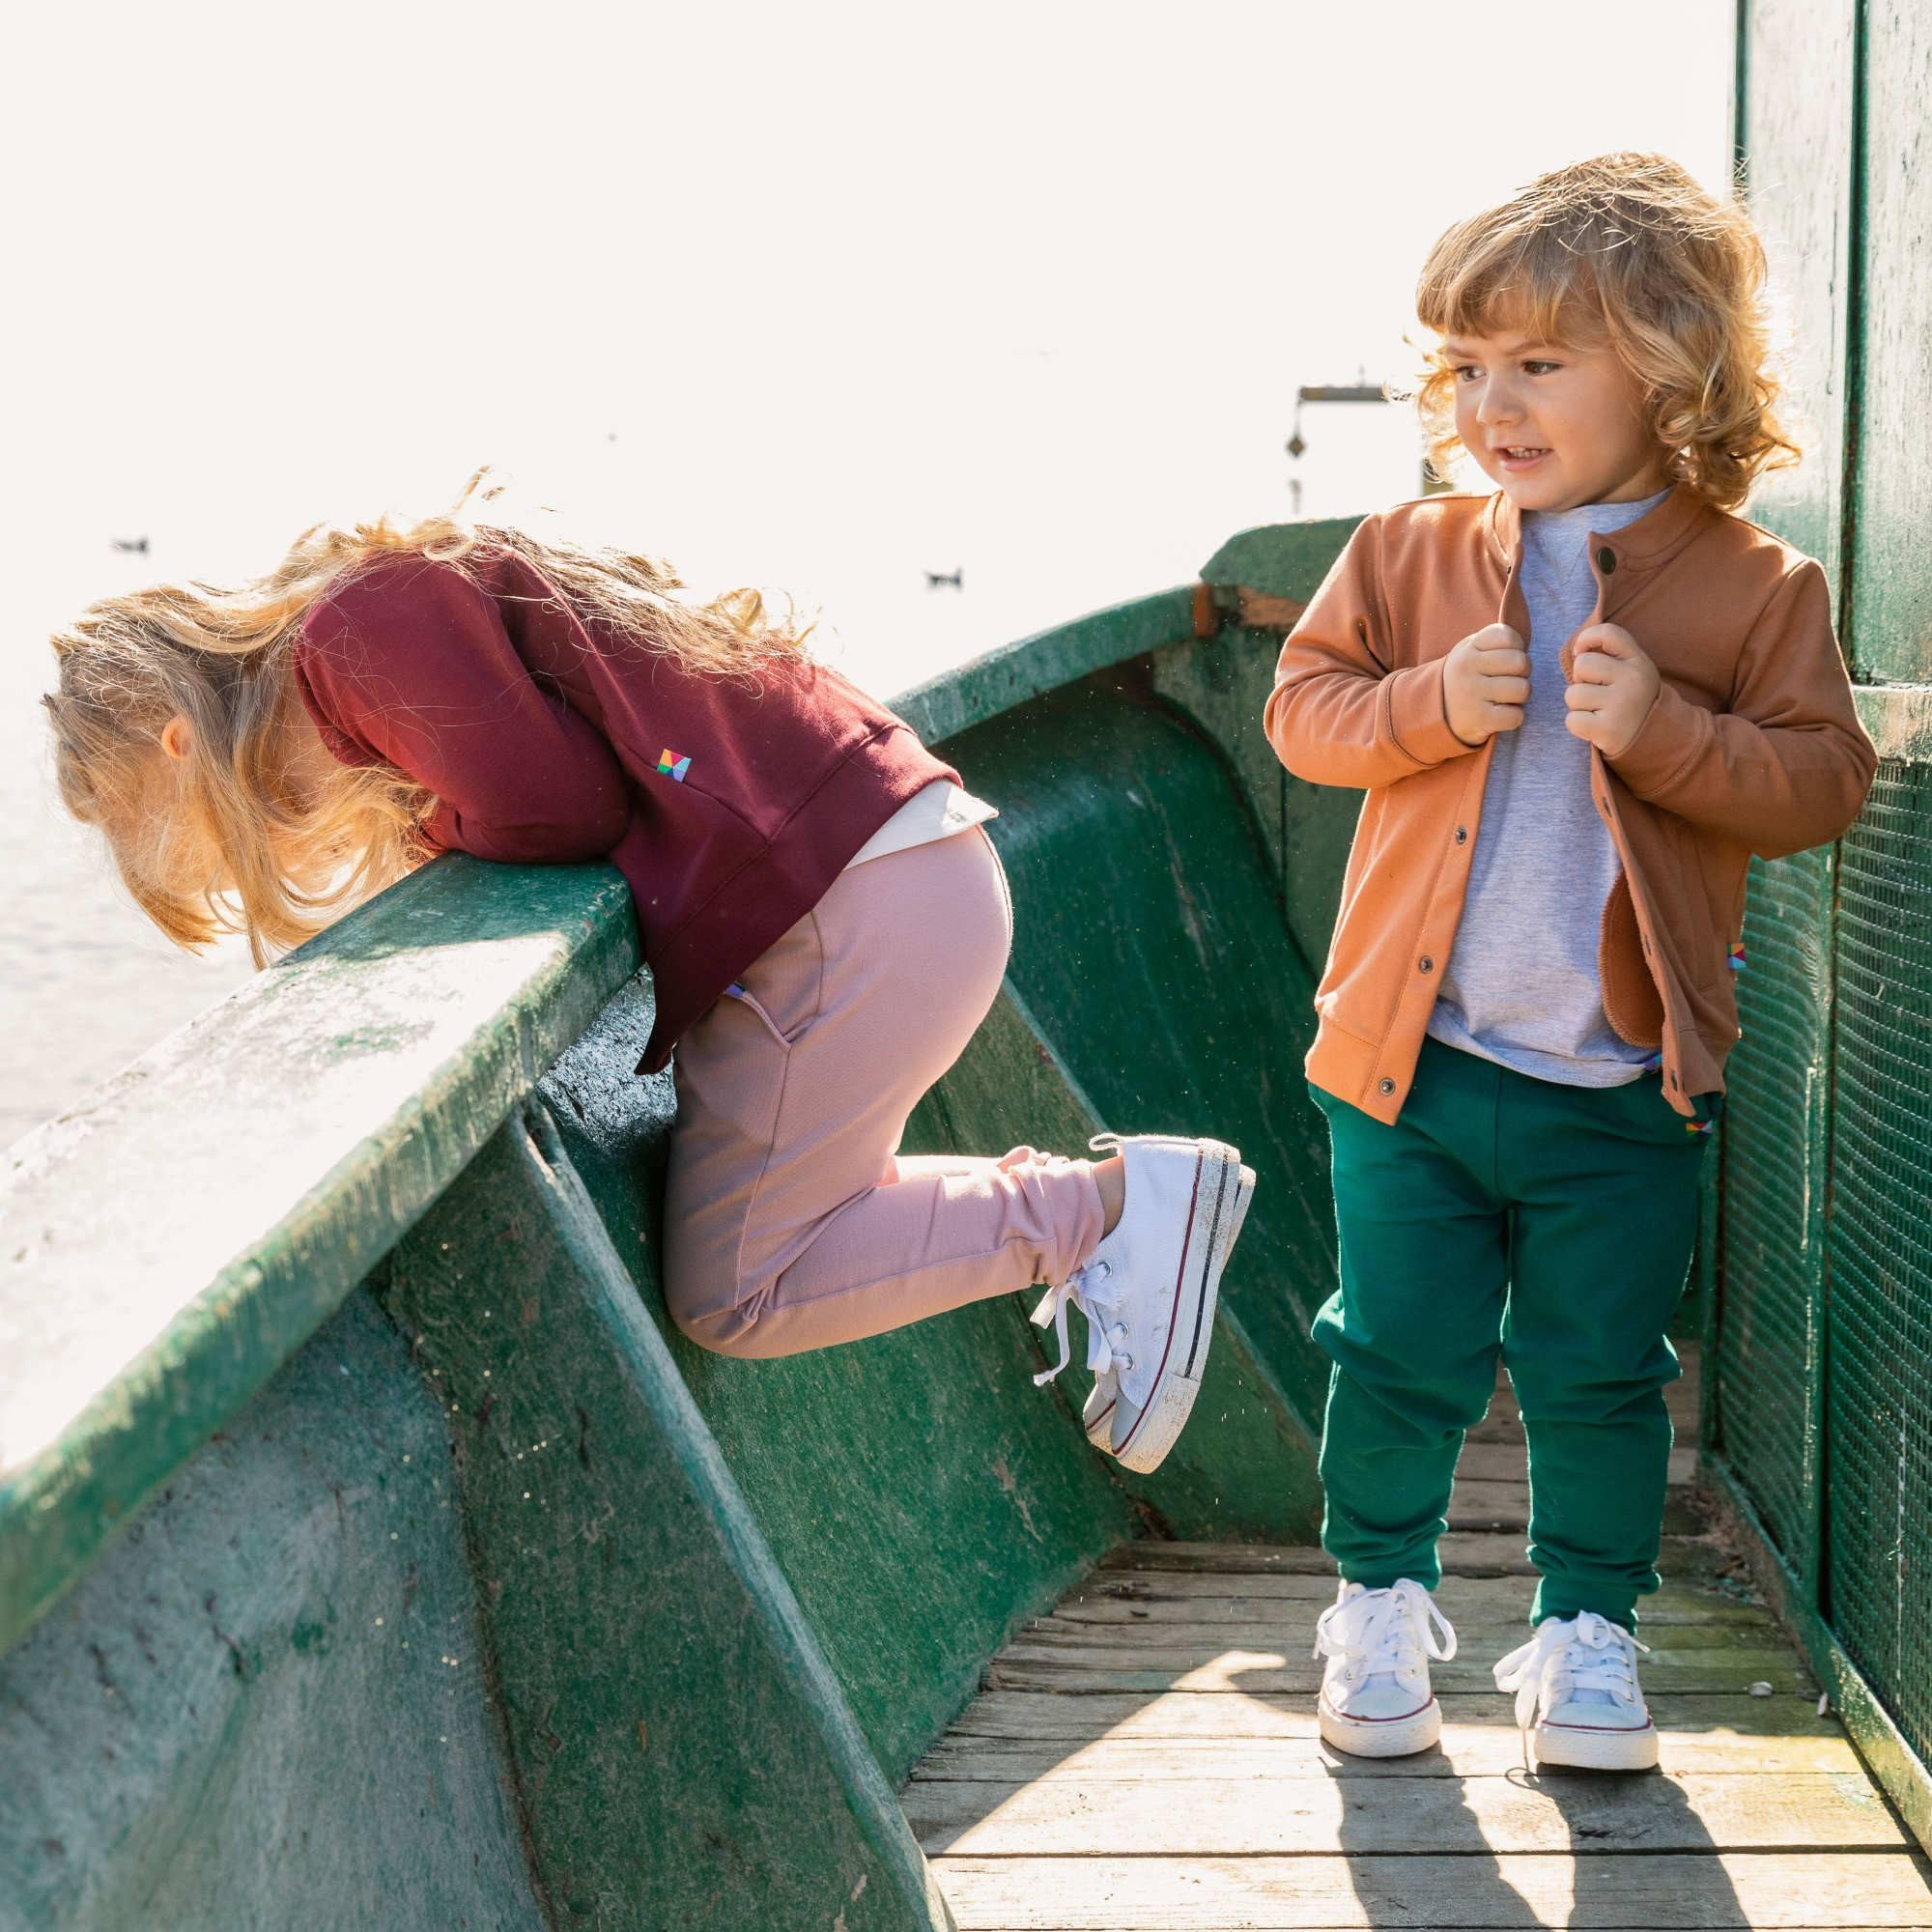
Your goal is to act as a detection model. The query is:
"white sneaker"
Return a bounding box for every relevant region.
[1080,1369,1120,1451]
[1029,1132,1256,1474]
[1492,1611,1658,1771]
[1312,1578,1458,1756]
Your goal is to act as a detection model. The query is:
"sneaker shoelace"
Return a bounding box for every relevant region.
[1030,1259,1125,1386]
[1311,1578,1459,1682]
[1492,1610,1652,1768]
[1029,1131,1131,1389]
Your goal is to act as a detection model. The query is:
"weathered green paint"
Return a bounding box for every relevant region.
[0,1289,546,1928]
[1819,15,1932,1835]
[1199,517,1360,607]
[891,586,1199,748]
[1854,682,1932,765]
[384,1106,952,1931]
[1733,0,1859,588]
[1191,521,1416,997]
[1149,629,1296,896]
[0,857,639,1660]
[1849,0,1932,684]
[1693,0,1848,1595]
[534,975,1136,1784]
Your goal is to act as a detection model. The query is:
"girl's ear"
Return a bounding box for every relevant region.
[160,714,192,760]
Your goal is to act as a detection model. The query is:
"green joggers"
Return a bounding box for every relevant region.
[1305,1030,1722,1632]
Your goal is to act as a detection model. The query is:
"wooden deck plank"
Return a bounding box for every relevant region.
[1443,1481,1704,1535]
[1452,1441,1696,1484]
[985,1646,1813,1697]
[1053,1574,1762,1620]
[1465,1365,1700,1447]
[1046,1593,1770,1630]
[1018,1615,1767,1650]
[1098,1531,1739,1583]
[912,1729,1865,1780]
[1466,1396,1702,1446]
[926,1851,1932,1928]
[905,1769,1907,1855]
[936,1690,1851,1758]
[1098,1537,1540,1576]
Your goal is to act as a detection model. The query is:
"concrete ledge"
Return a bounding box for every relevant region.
[0,856,639,1653]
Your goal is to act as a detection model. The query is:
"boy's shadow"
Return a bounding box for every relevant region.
[1298,1698,1750,1930]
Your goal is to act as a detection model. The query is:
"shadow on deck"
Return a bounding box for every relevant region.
[904,1346,1932,1930]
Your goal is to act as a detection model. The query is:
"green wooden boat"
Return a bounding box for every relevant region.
[5,7,1930,1922]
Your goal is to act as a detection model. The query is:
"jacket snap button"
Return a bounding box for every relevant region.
[1597,547,1616,572]
[1455,826,1467,844]
[1419,955,1434,973]
[1378,1077,1396,1095]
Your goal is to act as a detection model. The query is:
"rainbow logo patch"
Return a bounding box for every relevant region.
[656,750,692,782]
[1726,941,1747,973]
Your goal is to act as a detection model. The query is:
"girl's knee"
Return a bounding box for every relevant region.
[667,1292,762,1358]
[662,1251,782,1359]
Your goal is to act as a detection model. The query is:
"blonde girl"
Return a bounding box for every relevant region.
[43,474,1255,1474]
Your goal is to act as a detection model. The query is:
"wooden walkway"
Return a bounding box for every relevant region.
[905,1347,1932,1929]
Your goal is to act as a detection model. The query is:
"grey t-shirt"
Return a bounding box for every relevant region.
[1425,485,1673,1087]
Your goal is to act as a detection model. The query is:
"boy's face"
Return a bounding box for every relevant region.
[1443,326,1670,512]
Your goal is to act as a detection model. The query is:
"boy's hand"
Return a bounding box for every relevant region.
[1443,624,1531,748]
[1565,623,1662,758]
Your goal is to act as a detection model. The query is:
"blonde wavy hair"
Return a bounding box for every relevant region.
[43,468,811,965]
[1399,151,1801,510]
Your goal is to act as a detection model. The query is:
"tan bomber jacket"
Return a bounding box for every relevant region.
[1264,481,1880,1124]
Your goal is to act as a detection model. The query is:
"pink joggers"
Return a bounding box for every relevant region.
[661,824,1107,1356]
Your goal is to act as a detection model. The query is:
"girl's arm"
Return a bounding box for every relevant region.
[1264,512,1480,788]
[294,557,632,865]
[1603,558,1879,863]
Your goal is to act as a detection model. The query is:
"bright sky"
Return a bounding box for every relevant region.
[1,0,1737,1139]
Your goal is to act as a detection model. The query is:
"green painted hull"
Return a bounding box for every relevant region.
[0,544,1357,1930]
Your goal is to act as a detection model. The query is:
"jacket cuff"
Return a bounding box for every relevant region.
[1604,681,1711,800]
[1386,658,1477,767]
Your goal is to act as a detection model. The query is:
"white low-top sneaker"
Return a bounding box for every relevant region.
[1492,1610,1658,1771]
[1312,1578,1458,1756]
[1081,1367,1119,1450]
[1030,1132,1255,1474]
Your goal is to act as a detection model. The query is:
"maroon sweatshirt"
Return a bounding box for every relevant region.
[291,548,959,1074]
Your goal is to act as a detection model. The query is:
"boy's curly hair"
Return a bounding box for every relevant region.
[1401,151,1801,511]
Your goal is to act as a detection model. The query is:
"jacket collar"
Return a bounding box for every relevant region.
[1484,477,1716,574]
